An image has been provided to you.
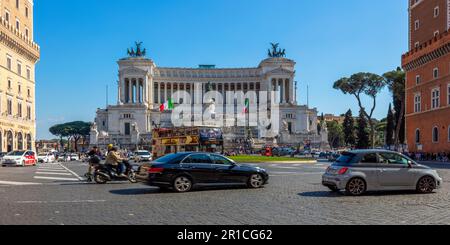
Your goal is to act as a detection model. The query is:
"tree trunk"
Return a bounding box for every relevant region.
[369,121,376,149]
[73,137,80,152]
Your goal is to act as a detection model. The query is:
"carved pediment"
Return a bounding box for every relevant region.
[120,67,149,76]
[265,67,294,76]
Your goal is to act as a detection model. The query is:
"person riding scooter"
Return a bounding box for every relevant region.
[85,146,102,181]
[105,146,127,177]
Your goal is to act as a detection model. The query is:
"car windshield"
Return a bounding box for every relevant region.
[7,151,26,156]
[38,154,48,157]
[335,152,356,164]
[153,153,188,164]
[137,152,150,156]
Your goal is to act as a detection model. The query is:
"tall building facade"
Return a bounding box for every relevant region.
[402,0,450,153]
[91,44,329,150]
[0,0,39,152]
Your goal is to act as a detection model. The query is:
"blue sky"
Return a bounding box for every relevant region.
[34,0,408,139]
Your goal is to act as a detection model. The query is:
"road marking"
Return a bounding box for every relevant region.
[36,169,68,172]
[0,180,42,186]
[34,176,80,181]
[37,167,65,170]
[35,172,73,176]
[58,163,84,181]
[16,200,107,204]
[37,168,66,171]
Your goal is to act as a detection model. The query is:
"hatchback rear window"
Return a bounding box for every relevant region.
[335,152,356,165]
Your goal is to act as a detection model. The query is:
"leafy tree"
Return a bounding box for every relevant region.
[386,104,395,146]
[356,109,370,149]
[49,121,91,152]
[343,109,356,147]
[326,121,345,149]
[334,72,387,148]
[383,68,406,149]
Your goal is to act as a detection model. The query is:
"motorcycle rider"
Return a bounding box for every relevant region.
[105,146,127,177]
[85,146,102,180]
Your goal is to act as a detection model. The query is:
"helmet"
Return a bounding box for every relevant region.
[107,144,114,150]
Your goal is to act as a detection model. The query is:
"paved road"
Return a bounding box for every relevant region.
[1,160,450,225]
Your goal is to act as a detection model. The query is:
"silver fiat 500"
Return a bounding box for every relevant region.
[322,150,442,196]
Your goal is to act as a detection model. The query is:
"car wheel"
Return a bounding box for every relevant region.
[345,178,366,196]
[248,174,264,189]
[417,176,436,194]
[173,176,193,193]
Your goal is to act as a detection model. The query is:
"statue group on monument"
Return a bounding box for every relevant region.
[268,43,286,58]
[127,41,147,57]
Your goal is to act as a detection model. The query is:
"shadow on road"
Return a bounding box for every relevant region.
[299,190,428,198]
[298,191,343,198]
[110,188,161,195]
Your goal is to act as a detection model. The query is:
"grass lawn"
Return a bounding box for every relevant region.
[229,155,315,163]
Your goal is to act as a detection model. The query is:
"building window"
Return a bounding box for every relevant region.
[415,20,420,30]
[18,85,21,94]
[434,6,440,17]
[448,83,450,105]
[415,129,421,144]
[18,103,22,118]
[432,127,439,143]
[27,88,30,97]
[16,0,20,9]
[17,62,22,76]
[416,75,421,85]
[7,99,12,116]
[434,30,440,37]
[124,123,131,136]
[8,80,12,89]
[16,19,20,31]
[432,88,440,109]
[415,42,420,48]
[5,10,10,22]
[25,28,29,38]
[26,106,31,120]
[414,93,421,112]
[26,68,31,80]
[25,6,28,17]
[448,126,450,142]
[433,68,439,79]
[7,56,12,70]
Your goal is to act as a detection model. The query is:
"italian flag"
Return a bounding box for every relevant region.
[242,98,250,114]
[160,99,174,112]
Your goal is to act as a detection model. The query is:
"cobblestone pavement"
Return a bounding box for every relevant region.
[1,160,450,225]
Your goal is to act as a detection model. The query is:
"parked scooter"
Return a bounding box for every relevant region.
[93,160,137,184]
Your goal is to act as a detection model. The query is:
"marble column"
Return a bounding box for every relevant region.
[128,79,132,104]
[285,79,289,104]
[157,82,161,105]
[137,79,141,104]
[164,82,167,103]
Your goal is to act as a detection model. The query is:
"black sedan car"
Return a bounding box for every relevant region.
[136,153,269,193]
